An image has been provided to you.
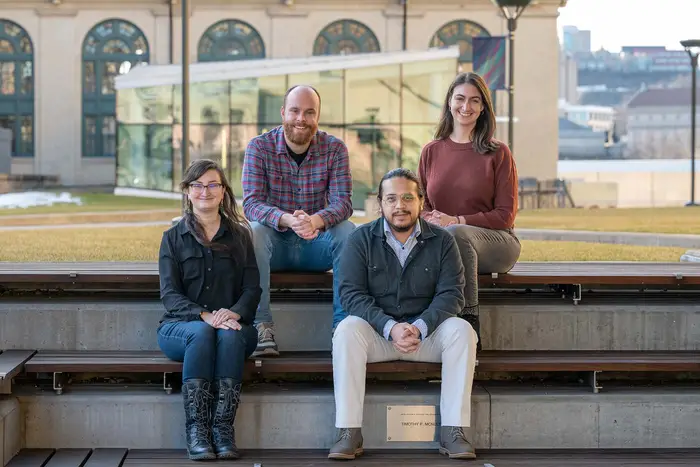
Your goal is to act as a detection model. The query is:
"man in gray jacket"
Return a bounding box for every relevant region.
[328,168,479,461]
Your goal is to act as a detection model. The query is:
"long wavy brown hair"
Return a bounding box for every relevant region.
[180,159,251,257]
[434,72,500,154]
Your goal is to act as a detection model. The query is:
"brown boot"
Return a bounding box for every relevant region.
[328,428,363,460]
[439,426,476,459]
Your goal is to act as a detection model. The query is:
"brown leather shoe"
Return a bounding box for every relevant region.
[328,428,363,460]
[439,426,477,459]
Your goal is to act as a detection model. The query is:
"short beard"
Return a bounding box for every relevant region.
[283,122,315,146]
[382,211,418,233]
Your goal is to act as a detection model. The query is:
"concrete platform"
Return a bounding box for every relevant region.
[2,295,700,352]
[0,397,21,466]
[14,383,700,451]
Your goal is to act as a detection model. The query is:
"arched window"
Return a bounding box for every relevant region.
[313,19,380,56]
[0,20,33,158]
[429,20,490,65]
[82,19,149,157]
[198,19,265,62]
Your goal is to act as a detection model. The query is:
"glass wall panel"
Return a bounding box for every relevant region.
[287,69,343,124]
[188,80,230,125]
[147,124,174,190]
[115,55,459,197]
[116,124,173,191]
[117,86,173,124]
[230,75,288,131]
[228,78,257,125]
[344,65,400,126]
[227,124,260,196]
[345,124,401,208]
[401,124,435,173]
[401,58,456,124]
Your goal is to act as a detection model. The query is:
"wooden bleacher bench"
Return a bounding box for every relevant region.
[4,262,700,396]
[21,349,700,395]
[0,349,36,394]
[2,261,699,306]
[11,446,700,466]
[2,261,699,290]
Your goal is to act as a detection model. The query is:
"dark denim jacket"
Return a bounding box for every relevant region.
[158,219,261,325]
[337,217,465,337]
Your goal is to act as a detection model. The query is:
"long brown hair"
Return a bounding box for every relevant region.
[434,72,500,154]
[180,159,251,257]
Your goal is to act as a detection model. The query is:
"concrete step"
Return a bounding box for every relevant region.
[14,383,700,450]
[1,294,700,352]
[0,397,20,465]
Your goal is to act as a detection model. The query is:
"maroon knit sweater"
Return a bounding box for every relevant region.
[418,138,518,230]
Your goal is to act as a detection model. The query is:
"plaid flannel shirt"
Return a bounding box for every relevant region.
[242,126,353,231]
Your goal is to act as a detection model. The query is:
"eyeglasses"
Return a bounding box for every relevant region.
[189,182,223,194]
[382,193,417,207]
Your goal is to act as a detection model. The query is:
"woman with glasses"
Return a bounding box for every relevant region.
[418,72,521,351]
[157,158,260,461]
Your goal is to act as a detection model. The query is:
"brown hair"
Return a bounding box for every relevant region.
[434,72,500,154]
[180,159,251,256]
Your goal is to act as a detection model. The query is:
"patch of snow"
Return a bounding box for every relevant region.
[0,191,83,209]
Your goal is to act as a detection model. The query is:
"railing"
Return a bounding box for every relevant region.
[518,177,576,210]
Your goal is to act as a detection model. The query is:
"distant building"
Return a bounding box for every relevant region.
[559,50,578,103]
[558,118,619,160]
[562,26,591,55]
[559,102,615,133]
[625,88,699,159]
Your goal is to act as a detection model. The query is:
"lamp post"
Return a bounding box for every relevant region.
[681,39,700,207]
[367,107,379,187]
[401,0,408,51]
[181,0,190,213]
[491,0,531,155]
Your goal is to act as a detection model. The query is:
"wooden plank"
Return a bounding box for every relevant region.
[477,350,700,372]
[82,448,128,467]
[20,350,700,376]
[0,350,37,380]
[1,262,699,290]
[6,449,55,467]
[44,449,92,467]
[24,351,181,373]
[120,448,700,466]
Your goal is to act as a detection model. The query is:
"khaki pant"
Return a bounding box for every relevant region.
[332,315,478,428]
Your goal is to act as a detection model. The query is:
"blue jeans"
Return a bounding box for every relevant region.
[157,321,257,382]
[250,220,355,329]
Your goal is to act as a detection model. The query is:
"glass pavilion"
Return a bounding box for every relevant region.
[114,46,461,208]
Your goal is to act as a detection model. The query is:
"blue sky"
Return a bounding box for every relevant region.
[557,0,699,52]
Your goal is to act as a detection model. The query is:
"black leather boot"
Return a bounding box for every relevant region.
[182,379,216,461]
[463,313,482,352]
[212,378,242,459]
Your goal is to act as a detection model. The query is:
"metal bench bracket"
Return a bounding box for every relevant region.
[555,283,583,304]
[573,284,582,305]
[587,371,601,393]
[53,372,66,395]
[163,372,174,395]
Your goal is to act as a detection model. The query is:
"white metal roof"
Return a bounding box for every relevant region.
[114,46,461,89]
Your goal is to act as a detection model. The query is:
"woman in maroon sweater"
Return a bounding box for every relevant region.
[418,72,521,351]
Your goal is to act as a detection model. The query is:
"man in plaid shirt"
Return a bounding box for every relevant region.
[242,85,355,356]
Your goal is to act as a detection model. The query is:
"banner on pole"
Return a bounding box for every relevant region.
[472,36,507,90]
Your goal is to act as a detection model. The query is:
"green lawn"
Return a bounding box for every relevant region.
[2,192,699,237]
[515,207,700,235]
[0,225,687,262]
[0,193,181,216]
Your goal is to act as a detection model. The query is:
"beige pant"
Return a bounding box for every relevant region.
[332,315,478,428]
